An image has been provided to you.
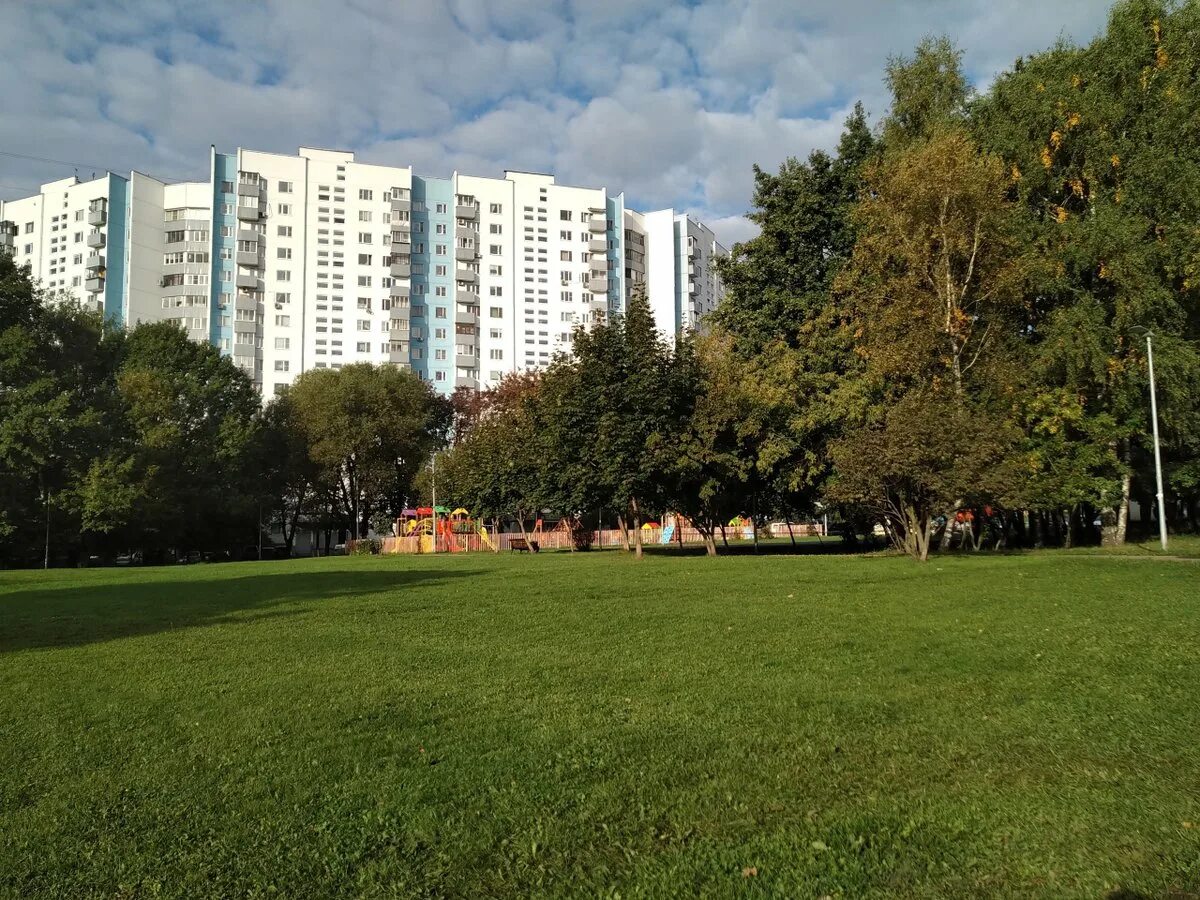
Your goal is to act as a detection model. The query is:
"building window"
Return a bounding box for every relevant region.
[277,225,292,237]
[436,203,447,213]
[560,210,572,221]
[489,224,502,234]
[274,337,290,349]
[359,189,373,201]
[278,181,293,193]
[277,203,291,215]
[490,306,503,318]
[489,203,502,214]
[274,360,290,372]
[277,247,292,259]
[274,315,290,326]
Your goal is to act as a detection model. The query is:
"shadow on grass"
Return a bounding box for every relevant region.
[0,567,481,654]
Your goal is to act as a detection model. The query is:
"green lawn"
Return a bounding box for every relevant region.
[1,551,1197,898]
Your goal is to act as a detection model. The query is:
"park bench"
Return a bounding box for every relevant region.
[510,537,540,553]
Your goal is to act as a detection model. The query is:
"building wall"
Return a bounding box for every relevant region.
[2,146,729,399]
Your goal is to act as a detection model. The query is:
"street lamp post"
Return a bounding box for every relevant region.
[1132,327,1168,551]
[430,450,438,554]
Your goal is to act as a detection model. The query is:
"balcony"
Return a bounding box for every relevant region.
[455,308,479,325]
[455,375,479,389]
[84,276,105,293]
[455,204,476,219]
[454,268,478,284]
[590,259,608,275]
[233,319,258,334]
[389,305,410,320]
[237,181,262,197]
[587,276,608,293]
[235,294,258,311]
[86,231,106,249]
[589,296,608,310]
[386,282,408,300]
[390,262,411,278]
[389,318,410,334]
[236,205,261,222]
[454,245,477,261]
[87,206,107,227]
[688,280,698,294]
[455,225,476,241]
[0,232,12,249]
[589,238,608,253]
[455,352,477,368]
[588,218,606,233]
[236,273,262,290]
[237,229,260,243]
[391,236,411,253]
[86,254,104,271]
[391,197,411,214]
[236,250,262,267]
[388,347,409,364]
[456,289,478,304]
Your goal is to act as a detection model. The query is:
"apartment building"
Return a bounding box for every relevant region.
[0,146,728,397]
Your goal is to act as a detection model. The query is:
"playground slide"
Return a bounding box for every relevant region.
[660,523,675,544]
[478,525,497,552]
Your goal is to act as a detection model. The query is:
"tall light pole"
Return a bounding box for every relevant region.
[1132,326,1168,551]
[430,450,438,554]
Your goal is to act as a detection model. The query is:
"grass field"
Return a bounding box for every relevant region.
[2,549,1198,898]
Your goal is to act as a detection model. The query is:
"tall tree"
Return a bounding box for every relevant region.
[974,0,1200,542]
[289,364,450,540]
[829,129,1031,558]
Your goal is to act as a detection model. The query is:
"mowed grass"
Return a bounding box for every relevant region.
[1,550,1198,898]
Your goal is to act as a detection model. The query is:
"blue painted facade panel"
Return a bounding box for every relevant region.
[104,173,129,328]
[209,153,238,353]
[410,176,454,391]
[606,194,623,316]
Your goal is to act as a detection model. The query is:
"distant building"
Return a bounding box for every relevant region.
[0,146,728,397]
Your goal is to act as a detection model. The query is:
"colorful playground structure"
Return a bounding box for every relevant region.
[395,507,496,553]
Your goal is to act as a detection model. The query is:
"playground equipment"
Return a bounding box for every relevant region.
[660,522,675,544]
[728,516,755,540]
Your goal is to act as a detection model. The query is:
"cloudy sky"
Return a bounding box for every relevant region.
[2,0,1112,246]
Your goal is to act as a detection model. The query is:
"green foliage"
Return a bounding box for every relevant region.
[287,363,451,539]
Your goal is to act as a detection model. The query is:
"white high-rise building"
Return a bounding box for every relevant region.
[1,146,728,397]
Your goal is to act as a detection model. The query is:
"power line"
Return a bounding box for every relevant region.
[0,149,110,172]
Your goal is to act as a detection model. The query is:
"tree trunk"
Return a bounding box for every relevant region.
[631,499,643,560]
[938,503,960,552]
[615,514,631,552]
[751,492,760,554]
[785,517,797,547]
[720,524,728,548]
[1102,470,1132,547]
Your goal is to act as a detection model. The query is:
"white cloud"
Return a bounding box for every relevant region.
[0,0,1112,246]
